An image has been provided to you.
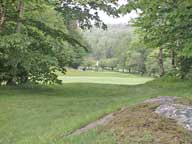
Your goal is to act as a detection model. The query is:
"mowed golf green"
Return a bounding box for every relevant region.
[0,70,192,144]
[59,69,153,85]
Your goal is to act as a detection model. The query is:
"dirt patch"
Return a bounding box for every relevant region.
[104,103,192,144]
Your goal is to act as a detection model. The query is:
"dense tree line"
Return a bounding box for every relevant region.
[1,0,191,83]
[121,0,192,79]
[0,0,118,85]
[82,25,171,76]
[82,25,133,72]
[83,0,192,79]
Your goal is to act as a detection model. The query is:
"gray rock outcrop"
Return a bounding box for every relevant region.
[145,96,192,132]
[155,104,192,131]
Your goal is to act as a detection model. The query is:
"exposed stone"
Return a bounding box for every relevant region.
[155,103,192,131]
[144,96,192,132]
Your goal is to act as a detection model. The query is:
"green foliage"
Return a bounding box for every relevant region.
[56,0,119,29]
[100,58,118,70]
[83,25,164,76]
[0,2,78,84]
[122,0,192,79]
[81,58,96,69]
[0,0,118,85]
[83,25,136,71]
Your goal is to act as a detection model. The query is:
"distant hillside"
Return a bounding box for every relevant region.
[82,24,135,60]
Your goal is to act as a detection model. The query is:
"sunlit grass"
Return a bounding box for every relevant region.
[65,69,139,77]
[59,69,153,85]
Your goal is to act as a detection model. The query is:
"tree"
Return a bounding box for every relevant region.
[100,58,118,71]
[56,0,118,29]
[0,0,119,85]
[83,24,134,72]
[0,3,75,84]
[121,0,192,78]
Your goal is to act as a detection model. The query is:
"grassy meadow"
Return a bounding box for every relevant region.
[0,70,192,144]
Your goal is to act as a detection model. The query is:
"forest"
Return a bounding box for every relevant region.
[82,24,170,76]
[82,0,192,79]
[0,0,117,85]
[1,0,192,86]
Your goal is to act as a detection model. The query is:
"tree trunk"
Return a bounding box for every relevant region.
[128,68,131,73]
[0,2,5,32]
[159,47,165,77]
[20,73,28,84]
[122,56,126,73]
[179,57,192,79]
[7,78,17,86]
[171,49,176,68]
[122,65,126,73]
[16,0,24,33]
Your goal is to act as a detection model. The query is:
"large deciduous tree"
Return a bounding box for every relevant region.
[0,0,118,85]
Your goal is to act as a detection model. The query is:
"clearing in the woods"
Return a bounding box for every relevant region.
[0,70,192,144]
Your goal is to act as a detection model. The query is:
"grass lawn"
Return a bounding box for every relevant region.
[0,70,192,144]
[59,69,153,85]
